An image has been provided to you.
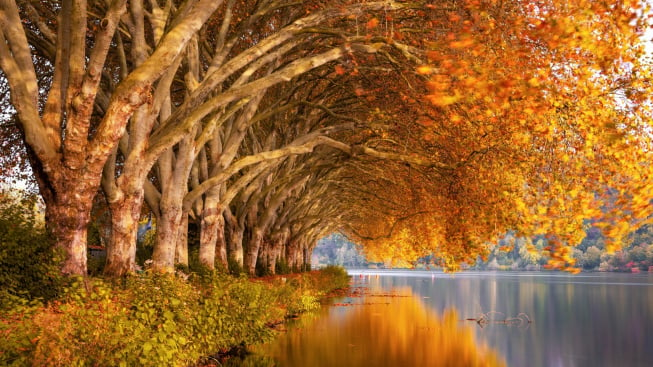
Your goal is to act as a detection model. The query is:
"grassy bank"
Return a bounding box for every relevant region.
[0,266,350,366]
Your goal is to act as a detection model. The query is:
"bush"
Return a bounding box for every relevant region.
[0,192,63,304]
[275,257,292,275]
[314,265,350,292]
[269,266,349,316]
[255,258,272,277]
[0,299,42,366]
[0,266,349,366]
[228,256,245,276]
[1,273,288,366]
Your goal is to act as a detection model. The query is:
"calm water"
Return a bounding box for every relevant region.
[250,270,653,367]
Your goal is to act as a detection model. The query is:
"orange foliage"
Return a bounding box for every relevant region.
[366,17,379,29]
[344,0,653,272]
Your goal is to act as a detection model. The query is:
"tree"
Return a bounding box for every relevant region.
[344,0,653,271]
[581,246,601,270]
[0,0,429,275]
[0,0,226,274]
[2,0,651,276]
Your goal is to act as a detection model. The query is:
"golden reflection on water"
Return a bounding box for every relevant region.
[258,287,506,367]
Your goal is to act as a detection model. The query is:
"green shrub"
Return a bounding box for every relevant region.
[0,192,63,304]
[275,257,291,275]
[306,265,350,295]
[318,265,350,289]
[0,266,350,366]
[228,255,245,276]
[255,259,272,277]
[0,299,42,366]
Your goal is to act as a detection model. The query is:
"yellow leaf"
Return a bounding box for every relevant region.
[428,93,460,107]
[417,65,434,75]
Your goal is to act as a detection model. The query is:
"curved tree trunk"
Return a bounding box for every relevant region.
[152,131,196,272]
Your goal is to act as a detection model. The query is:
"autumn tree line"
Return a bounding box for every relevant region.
[482,226,653,272]
[1,0,653,277]
[314,226,653,273]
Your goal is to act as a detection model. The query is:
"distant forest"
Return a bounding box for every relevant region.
[312,226,653,272]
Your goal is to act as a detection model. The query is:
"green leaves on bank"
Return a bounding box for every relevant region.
[0,267,350,366]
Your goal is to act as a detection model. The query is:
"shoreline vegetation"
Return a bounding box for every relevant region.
[0,266,350,366]
[314,233,653,274]
[0,187,351,365]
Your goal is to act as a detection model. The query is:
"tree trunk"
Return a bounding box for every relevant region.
[175,213,189,266]
[215,215,228,268]
[152,131,196,272]
[269,253,276,275]
[199,190,227,269]
[104,189,144,276]
[286,240,301,271]
[152,200,183,273]
[303,243,311,271]
[228,221,245,267]
[245,229,264,275]
[267,229,287,274]
[259,242,272,274]
[45,184,97,275]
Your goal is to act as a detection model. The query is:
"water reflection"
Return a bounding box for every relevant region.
[240,271,653,367]
[356,270,653,367]
[255,286,505,367]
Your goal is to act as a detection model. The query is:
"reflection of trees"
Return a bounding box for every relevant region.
[263,287,506,367]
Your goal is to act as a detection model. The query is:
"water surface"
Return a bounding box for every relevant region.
[255,270,653,367]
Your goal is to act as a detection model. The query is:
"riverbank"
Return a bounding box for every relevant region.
[0,266,350,366]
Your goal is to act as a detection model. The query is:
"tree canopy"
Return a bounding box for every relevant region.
[0,0,652,275]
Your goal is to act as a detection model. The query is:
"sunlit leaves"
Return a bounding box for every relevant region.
[347,0,653,273]
[365,17,379,30]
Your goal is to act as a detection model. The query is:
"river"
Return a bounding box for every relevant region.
[242,270,653,367]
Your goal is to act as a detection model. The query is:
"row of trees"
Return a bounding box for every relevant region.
[314,227,653,273]
[1,0,439,276]
[480,229,653,272]
[1,0,652,276]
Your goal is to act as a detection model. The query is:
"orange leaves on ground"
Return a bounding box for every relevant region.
[334,65,346,75]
